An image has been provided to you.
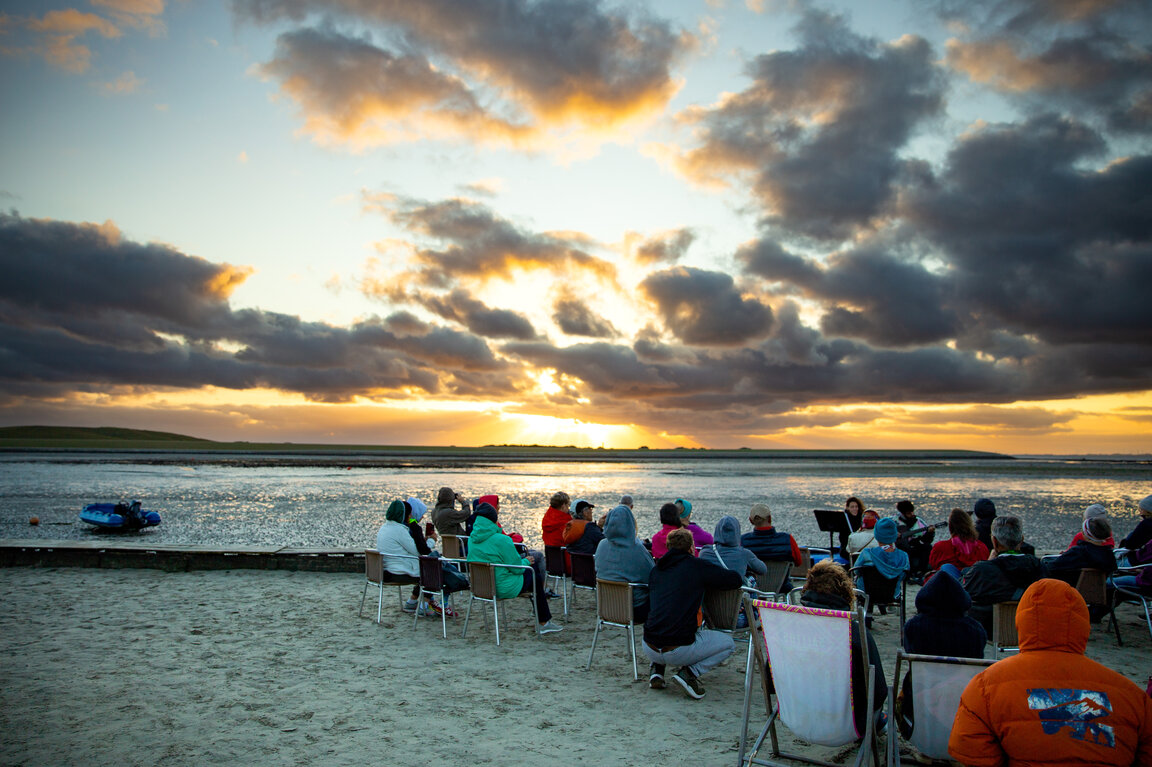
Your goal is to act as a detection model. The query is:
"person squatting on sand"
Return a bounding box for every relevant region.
[594,504,655,622]
[949,578,1152,767]
[643,529,742,699]
[960,515,1048,635]
[740,503,802,592]
[467,501,562,635]
[799,560,888,735]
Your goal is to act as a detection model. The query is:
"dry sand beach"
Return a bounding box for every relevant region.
[2,566,1150,767]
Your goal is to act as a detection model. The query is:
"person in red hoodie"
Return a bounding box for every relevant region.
[949,578,1152,767]
[541,491,572,548]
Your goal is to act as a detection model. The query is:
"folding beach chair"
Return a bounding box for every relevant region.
[586,579,644,680]
[885,650,994,766]
[738,598,878,767]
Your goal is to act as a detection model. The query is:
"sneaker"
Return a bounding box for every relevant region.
[430,602,459,618]
[649,663,666,689]
[415,602,436,618]
[402,599,419,613]
[538,621,564,634]
[671,668,705,699]
[875,711,888,735]
[544,589,561,599]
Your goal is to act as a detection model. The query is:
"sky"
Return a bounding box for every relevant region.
[1,0,1150,453]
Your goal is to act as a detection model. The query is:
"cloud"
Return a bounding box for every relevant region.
[674,8,946,239]
[552,295,620,339]
[0,213,519,402]
[100,70,143,94]
[631,228,695,265]
[91,0,165,35]
[639,266,774,345]
[236,0,695,146]
[364,194,616,286]
[8,9,122,73]
[938,0,1152,133]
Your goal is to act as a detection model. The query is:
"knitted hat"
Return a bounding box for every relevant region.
[1083,503,1108,521]
[874,517,898,544]
[973,498,996,520]
[896,500,915,515]
[1140,495,1152,514]
[676,499,693,517]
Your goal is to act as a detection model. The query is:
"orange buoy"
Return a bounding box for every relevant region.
[29,516,40,525]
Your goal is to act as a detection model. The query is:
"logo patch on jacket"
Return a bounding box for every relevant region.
[1027,688,1115,747]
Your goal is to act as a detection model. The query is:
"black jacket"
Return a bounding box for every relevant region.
[644,549,741,647]
[1047,540,1117,584]
[961,552,1048,607]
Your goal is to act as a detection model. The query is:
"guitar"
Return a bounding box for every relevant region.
[897,520,947,543]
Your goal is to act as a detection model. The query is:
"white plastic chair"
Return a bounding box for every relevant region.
[738,597,878,767]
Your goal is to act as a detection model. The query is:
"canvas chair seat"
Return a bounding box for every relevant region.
[738,597,878,767]
[886,650,995,766]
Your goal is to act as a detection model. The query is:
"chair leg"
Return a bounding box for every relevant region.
[358,582,368,619]
[587,620,602,670]
[462,595,474,638]
[493,600,501,646]
[377,582,384,624]
[627,624,637,681]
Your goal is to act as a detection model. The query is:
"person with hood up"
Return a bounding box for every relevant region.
[562,499,604,555]
[643,529,742,699]
[651,502,687,560]
[897,569,986,742]
[700,515,767,583]
[376,498,445,616]
[466,501,562,634]
[949,578,1152,767]
[594,504,655,622]
[960,515,1048,635]
[675,499,714,548]
[852,517,910,603]
[927,508,989,582]
[431,486,470,537]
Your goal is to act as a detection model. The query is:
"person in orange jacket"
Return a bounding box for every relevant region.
[949,578,1152,767]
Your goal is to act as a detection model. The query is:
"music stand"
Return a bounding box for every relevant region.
[813,509,854,557]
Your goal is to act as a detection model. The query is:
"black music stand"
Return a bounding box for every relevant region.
[813,509,854,556]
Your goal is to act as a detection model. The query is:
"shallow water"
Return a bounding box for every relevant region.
[0,451,1147,552]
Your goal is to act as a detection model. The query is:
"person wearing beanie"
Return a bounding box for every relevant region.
[853,518,910,607]
[1067,503,1116,550]
[740,503,802,591]
[1119,494,1152,553]
[846,509,881,555]
[973,498,997,550]
[949,579,1152,767]
[1048,516,1118,600]
[675,498,714,548]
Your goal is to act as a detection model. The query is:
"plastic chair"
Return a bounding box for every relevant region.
[738,597,878,767]
[358,549,417,623]
[851,565,906,632]
[461,561,539,646]
[414,555,462,639]
[543,545,570,616]
[587,579,644,680]
[990,600,1020,654]
[756,561,792,598]
[1112,566,1152,645]
[569,551,597,609]
[885,650,995,766]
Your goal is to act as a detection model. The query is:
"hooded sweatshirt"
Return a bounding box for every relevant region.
[466,514,531,599]
[376,499,421,577]
[431,487,470,536]
[949,578,1152,767]
[700,516,768,580]
[644,548,742,647]
[903,570,986,657]
[594,505,655,606]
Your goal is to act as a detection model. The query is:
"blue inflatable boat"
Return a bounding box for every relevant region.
[80,501,161,530]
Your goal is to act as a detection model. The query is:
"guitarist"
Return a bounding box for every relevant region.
[895,500,935,582]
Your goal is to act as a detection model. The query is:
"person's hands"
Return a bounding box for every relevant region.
[597,514,608,528]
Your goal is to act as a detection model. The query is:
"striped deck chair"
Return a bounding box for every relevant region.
[738,598,877,767]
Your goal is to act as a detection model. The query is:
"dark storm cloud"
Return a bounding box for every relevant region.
[639,267,774,346]
[934,0,1152,133]
[0,213,516,401]
[369,195,615,285]
[414,288,539,341]
[236,0,694,138]
[677,8,946,239]
[633,228,695,265]
[552,296,619,339]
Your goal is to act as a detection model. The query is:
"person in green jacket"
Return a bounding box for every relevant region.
[466,502,562,634]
